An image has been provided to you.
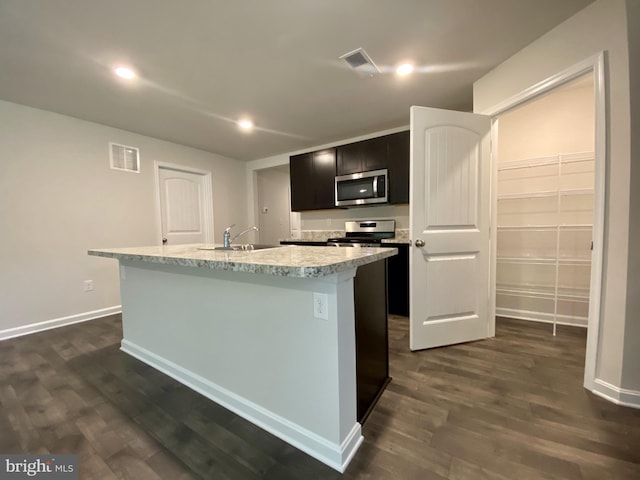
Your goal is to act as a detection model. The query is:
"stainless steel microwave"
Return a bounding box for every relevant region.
[335,169,388,207]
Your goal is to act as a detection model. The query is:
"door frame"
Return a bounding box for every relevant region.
[478,52,606,391]
[153,161,215,245]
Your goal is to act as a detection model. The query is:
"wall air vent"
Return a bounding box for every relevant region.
[339,47,381,78]
[109,142,140,173]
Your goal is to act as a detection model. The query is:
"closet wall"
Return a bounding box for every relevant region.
[496,75,594,330]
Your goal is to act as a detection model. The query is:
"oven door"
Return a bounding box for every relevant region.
[335,169,388,207]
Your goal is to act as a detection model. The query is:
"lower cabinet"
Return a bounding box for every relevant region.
[354,259,390,423]
[280,241,390,423]
[387,244,409,317]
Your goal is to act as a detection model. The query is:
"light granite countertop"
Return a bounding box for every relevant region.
[88,244,397,278]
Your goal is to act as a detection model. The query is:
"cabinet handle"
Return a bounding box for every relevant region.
[415,239,425,248]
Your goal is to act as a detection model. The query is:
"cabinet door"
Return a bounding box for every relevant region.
[312,149,337,209]
[387,130,410,204]
[387,244,409,316]
[336,141,365,175]
[337,137,387,175]
[289,149,336,211]
[362,136,389,172]
[290,152,314,211]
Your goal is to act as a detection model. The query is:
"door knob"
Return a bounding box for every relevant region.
[415,239,425,247]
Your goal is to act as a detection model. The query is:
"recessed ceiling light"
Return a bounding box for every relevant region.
[395,63,414,76]
[238,119,254,131]
[114,66,136,80]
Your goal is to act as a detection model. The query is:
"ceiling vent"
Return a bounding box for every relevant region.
[109,142,140,173]
[339,48,381,77]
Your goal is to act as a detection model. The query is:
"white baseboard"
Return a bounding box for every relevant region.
[0,306,122,341]
[592,379,640,409]
[121,339,362,473]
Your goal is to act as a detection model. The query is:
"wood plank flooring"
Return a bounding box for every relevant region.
[1,315,639,479]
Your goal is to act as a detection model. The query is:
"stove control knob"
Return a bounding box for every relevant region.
[414,239,425,248]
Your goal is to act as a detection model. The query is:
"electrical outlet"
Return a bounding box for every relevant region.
[313,292,329,320]
[84,280,94,292]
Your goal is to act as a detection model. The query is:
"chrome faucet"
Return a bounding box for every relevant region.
[223,224,259,248]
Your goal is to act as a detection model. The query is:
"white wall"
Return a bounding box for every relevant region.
[0,100,248,336]
[474,0,639,397]
[498,78,595,161]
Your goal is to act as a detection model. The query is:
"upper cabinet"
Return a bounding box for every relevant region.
[290,148,336,212]
[386,130,410,204]
[289,130,409,211]
[337,131,409,204]
[336,135,388,175]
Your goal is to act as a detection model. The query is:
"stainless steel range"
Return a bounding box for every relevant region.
[327,220,395,247]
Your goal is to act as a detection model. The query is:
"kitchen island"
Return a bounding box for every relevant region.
[88,244,396,472]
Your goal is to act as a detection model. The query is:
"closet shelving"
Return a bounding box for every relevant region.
[496,151,594,335]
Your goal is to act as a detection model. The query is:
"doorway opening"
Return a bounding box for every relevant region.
[255,165,292,245]
[495,73,595,336]
[486,53,606,390]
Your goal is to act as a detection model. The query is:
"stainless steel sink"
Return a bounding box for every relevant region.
[200,244,280,252]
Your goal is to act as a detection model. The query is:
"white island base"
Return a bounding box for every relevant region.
[117,259,363,472]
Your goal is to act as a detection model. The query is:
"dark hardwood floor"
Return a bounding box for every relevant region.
[1,314,639,479]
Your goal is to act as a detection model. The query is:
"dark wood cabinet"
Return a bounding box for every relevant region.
[289,148,336,211]
[353,259,390,423]
[387,130,410,204]
[336,135,388,175]
[387,243,409,316]
[289,130,409,211]
[336,131,409,204]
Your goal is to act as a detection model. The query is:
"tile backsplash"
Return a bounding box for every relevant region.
[298,204,408,229]
[290,204,409,241]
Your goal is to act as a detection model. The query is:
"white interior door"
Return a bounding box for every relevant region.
[157,165,213,245]
[410,106,492,350]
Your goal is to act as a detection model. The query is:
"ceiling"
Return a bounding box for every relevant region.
[0,0,593,161]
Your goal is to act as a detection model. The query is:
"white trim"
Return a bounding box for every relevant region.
[480,52,606,394]
[478,53,605,117]
[121,339,363,473]
[154,161,215,246]
[488,117,499,338]
[584,53,606,392]
[0,306,122,341]
[592,379,640,410]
